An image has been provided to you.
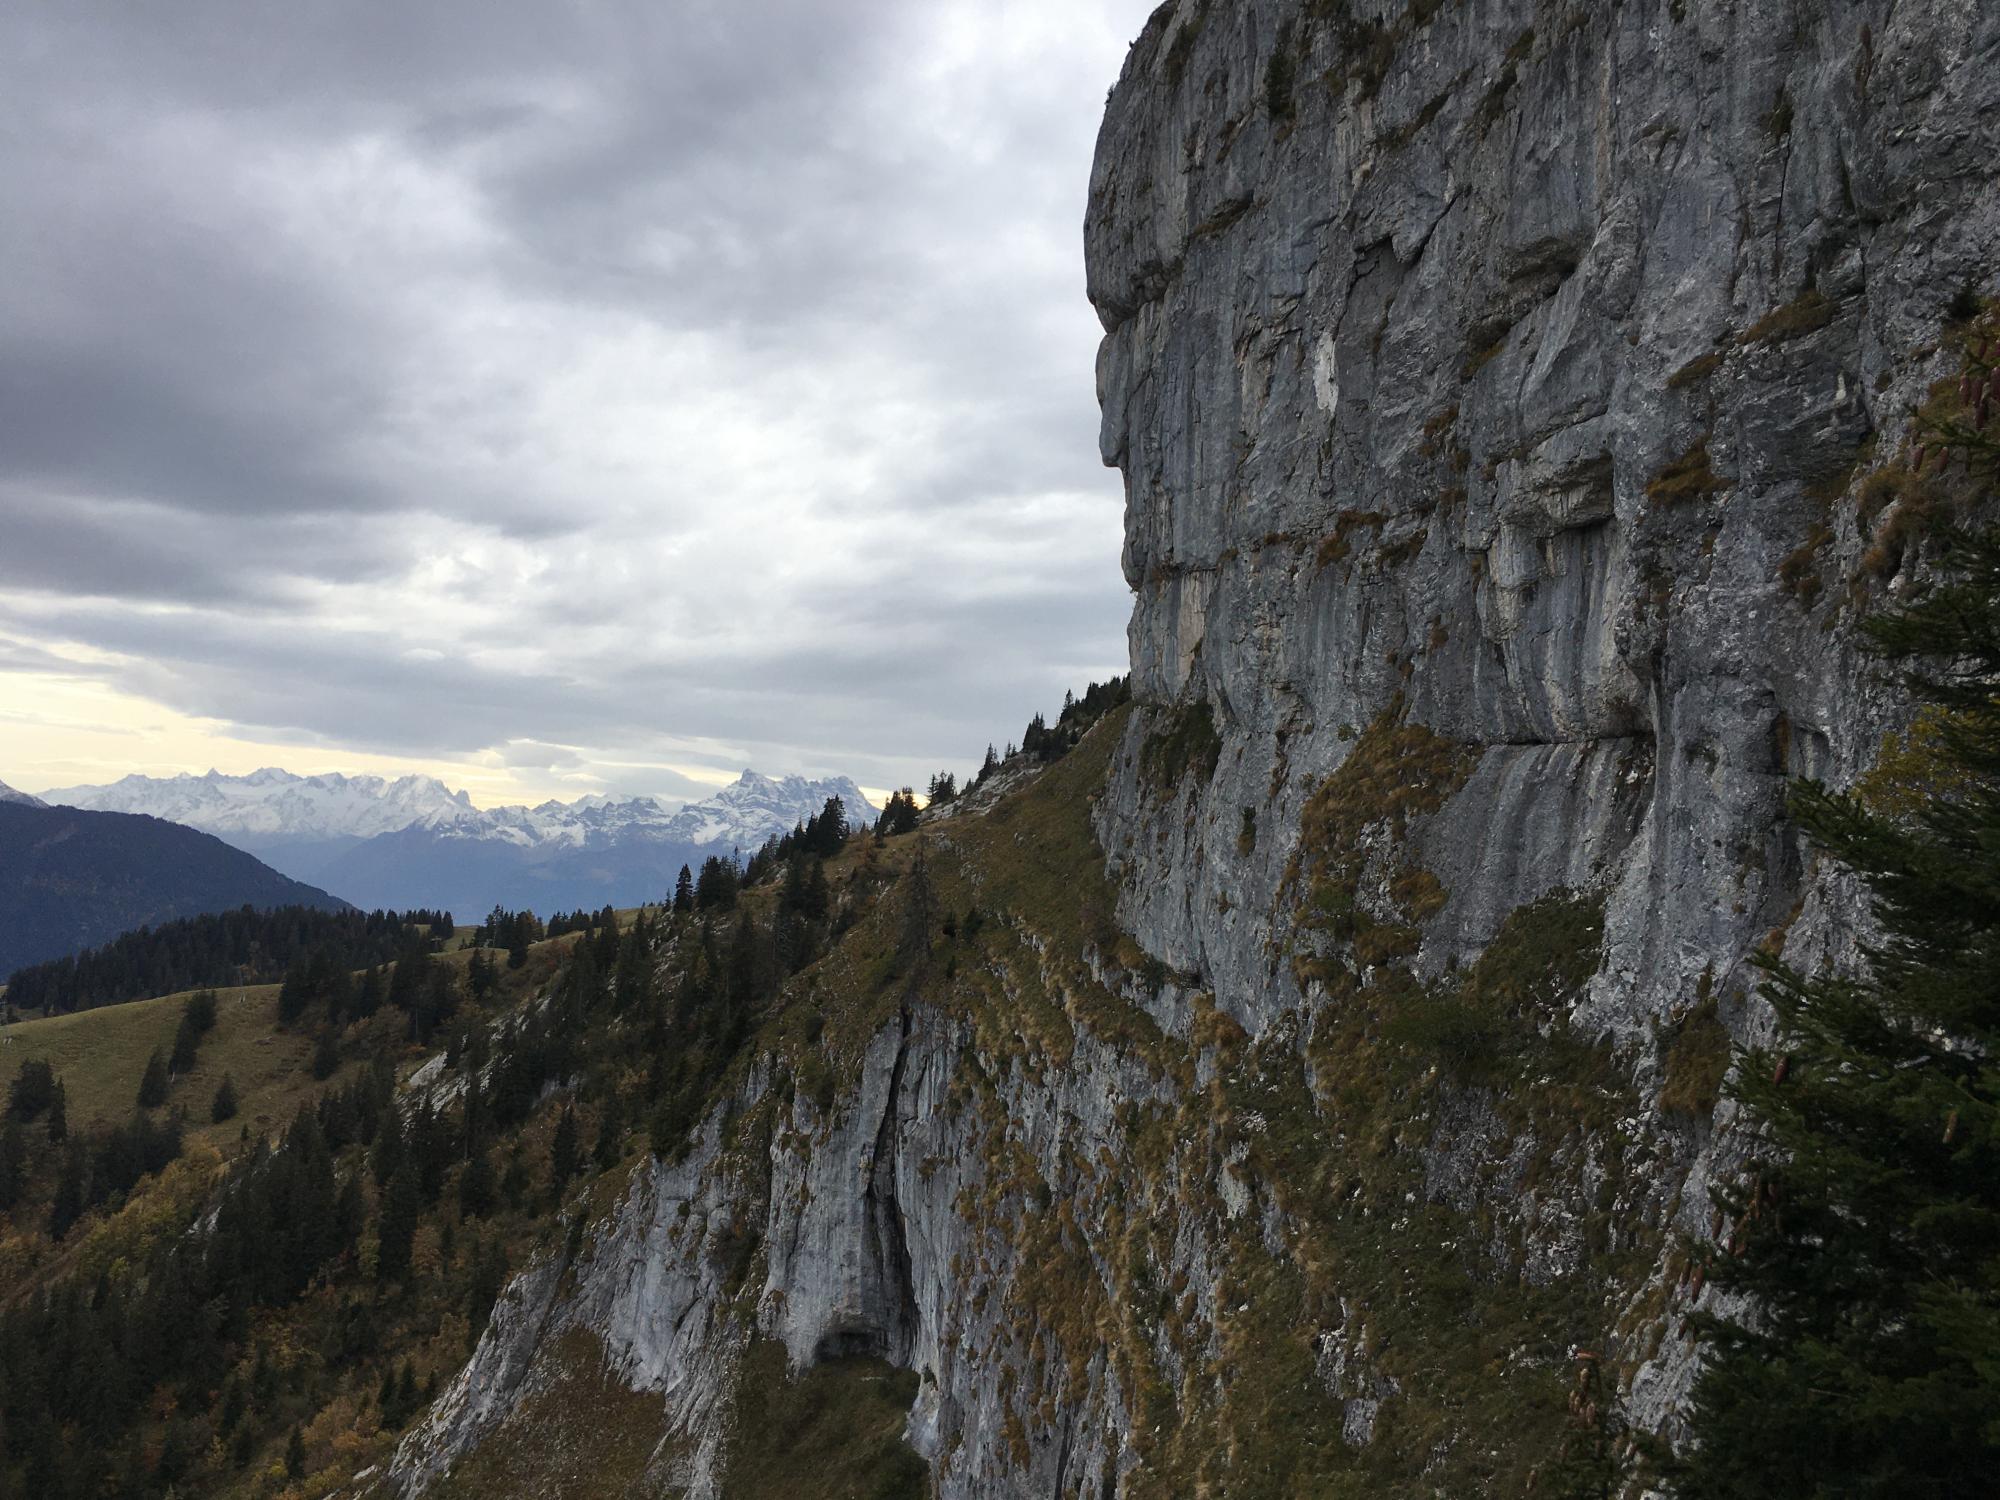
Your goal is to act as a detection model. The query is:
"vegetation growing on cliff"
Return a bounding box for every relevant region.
[1675,513,2000,1494]
[1138,697,1222,793]
[720,1341,926,1500]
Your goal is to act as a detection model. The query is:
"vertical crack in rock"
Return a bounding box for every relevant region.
[861,1003,921,1365]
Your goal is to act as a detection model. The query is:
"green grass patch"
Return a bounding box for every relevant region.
[0,983,325,1144]
[1139,699,1222,793]
[1667,350,1724,390]
[1659,987,1731,1118]
[433,1328,669,1500]
[720,1339,925,1500]
[1739,287,1835,345]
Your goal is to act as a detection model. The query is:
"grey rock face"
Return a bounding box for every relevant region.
[1088,0,1997,1445]
[384,2,2000,1494]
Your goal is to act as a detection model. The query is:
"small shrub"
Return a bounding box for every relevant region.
[1389,866,1448,921]
[1646,440,1728,506]
[1861,477,1955,578]
[1140,700,1223,791]
[1667,351,1724,390]
[1777,522,1833,603]
[1856,705,1978,821]
[1163,11,1202,87]
[1739,287,1835,345]
[1762,87,1793,139]
[1264,24,1297,120]
[1461,332,1509,379]
[1385,889,1609,1086]
[1315,509,1386,568]
[1658,991,1731,1116]
[1327,17,1398,102]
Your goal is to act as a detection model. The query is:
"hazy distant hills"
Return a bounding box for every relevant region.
[0,798,350,979]
[44,767,878,920]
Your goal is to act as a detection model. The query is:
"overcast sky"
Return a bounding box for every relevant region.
[0,0,1153,807]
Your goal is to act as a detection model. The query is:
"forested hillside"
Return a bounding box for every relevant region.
[0,802,349,980]
[4,905,452,1016]
[0,691,1113,1500]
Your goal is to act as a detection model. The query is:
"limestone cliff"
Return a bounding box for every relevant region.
[376,3,2000,1495]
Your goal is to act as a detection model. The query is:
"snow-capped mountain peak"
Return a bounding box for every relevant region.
[0,779,46,808]
[45,766,476,840]
[659,770,877,849]
[43,766,875,855]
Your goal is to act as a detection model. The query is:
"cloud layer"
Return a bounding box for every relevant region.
[0,1,1151,802]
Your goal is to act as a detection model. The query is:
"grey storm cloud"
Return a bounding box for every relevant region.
[0,0,1155,796]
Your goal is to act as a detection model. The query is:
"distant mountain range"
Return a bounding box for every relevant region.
[0,798,349,980]
[42,768,878,920]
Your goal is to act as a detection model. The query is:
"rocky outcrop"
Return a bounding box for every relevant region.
[1088,0,1995,1443]
[383,3,2000,1495]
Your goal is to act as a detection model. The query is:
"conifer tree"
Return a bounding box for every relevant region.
[458,1146,496,1220]
[900,840,938,975]
[466,946,496,1003]
[813,795,849,854]
[614,918,653,1013]
[312,1028,341,1081]
[169,1010,203,1074]
[674,864,696,913]
[1674,527,2000,1496]
[550,1103,581,1195]
[0,1118,24,1211]
[876,789,920,837]
[136,1048,169,1108]
[466,1235,510,1345]
[593,1090,624,1170]
[726,909,764,1014]
[48,1142,85,1240]
[375,1164,420,1284]
[6,1058,56,1119]
[696,855,740,911]
[335,1168,366,1249]
[211,1073,239,1124]
[371,1109,405,1189]
[277,954,314,1026]
[594,909,622,973]
[46,1080,65,1143]
[353,964,385,1019]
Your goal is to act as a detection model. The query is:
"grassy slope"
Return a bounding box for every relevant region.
[0,921,626,1143]
[0,983,309,1143]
